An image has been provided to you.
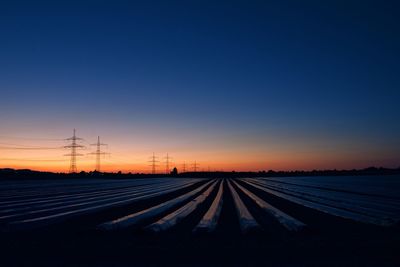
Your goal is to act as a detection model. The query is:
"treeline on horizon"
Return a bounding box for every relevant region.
[0,166,399,180]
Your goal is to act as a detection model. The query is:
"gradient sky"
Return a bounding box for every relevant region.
[1,0,399,173]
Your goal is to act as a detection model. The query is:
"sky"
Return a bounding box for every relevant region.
[0,0,399,173]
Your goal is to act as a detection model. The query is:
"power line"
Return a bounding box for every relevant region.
[64,129,85,173]
[0,146,61,150]
[101,156,133,165]
[0,158,68,162]
[148,152,159,174]
[0,142,56,147]
[88,136,109,172]
[0,141,62,150]
[0,136,64,141]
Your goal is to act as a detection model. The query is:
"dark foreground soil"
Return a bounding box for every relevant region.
[1,180,399,267]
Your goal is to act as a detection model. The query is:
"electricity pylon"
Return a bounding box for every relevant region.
[148,153,159,174]
[192,161,199,172]
[64,129,85,173]
[182,161,186,173]
[163,153,172,174]
[88,136,108,172]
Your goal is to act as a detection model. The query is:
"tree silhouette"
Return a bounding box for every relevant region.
[171,167,178,176]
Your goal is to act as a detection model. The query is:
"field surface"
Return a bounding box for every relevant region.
[1,176,399,266]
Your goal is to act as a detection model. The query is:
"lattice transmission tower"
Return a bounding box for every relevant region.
[148,153,159,174]
[163,153,172,174]
[88,136,109,172]
[192,161,199,172]
[64,129,85,173]
[182,161,186,173]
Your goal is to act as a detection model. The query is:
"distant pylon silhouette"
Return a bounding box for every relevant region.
[192,161,199,172]
[148,153,159,174]
[88,136,108,172]
[163,153,172,174]
[182,161,186,173]
[64,129,85,173]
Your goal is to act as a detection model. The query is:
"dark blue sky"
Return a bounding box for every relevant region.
[1,0,399,171]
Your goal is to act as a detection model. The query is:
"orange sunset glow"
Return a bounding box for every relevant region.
[1,124,398,173]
